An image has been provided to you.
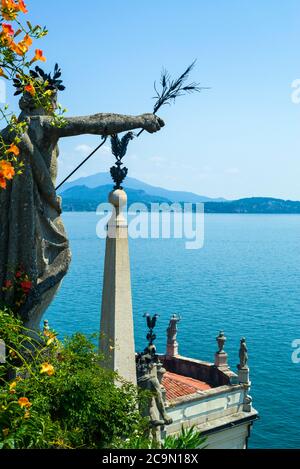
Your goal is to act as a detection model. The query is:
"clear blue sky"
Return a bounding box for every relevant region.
[18,0,300,199]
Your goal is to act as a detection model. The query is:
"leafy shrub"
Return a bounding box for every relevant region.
[162,426,206,449]
[0,308,146,449]
[0,308,205,449]
[113,426,206,449]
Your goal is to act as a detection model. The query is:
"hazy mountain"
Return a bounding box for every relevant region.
[59,172,226,203]
[61,185,172,211]
[61,186,300,214]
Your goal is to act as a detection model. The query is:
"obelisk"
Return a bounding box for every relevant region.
[99,188,137,385]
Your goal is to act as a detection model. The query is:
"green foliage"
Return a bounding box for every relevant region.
[113,426,206,450]
[0,413,66,449]
[112,434,159,449]
[0,5,66,187]
[162,426,207,449]
[0,308,147,449]
[0,309,206,450]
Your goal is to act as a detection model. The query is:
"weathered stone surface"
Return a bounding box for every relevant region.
[166,314,180,357]
[238,337,248,369]
[137,345,172,427]
[238,368,250,385]
[214,351,229,370]
[99,189,137,385]
[0,97,164,329]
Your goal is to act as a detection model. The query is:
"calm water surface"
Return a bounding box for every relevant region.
[47,213,300,449]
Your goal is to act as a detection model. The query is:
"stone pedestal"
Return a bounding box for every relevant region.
[167,341,178,357]
[214,352,229,370]
[99,189,137,385]
[243,393,253,412]
[238,366,252,412]
[238,367,250,385]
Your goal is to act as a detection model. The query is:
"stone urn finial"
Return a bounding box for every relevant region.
[109,189,127,222]
[214,330,229,370]
[107,189,128,239]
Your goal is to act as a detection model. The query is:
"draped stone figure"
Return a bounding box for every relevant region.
[0,91,164,330]
[166,314,181,357]
[137,345,172,427]
[239,337,248,369]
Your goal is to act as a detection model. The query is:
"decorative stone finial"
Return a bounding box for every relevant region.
[166,314,181,357]
[110,133,133,190]
[108,188,128,209]
[107,189,128,237]
[214,330,229,370]
[143,313,159,346]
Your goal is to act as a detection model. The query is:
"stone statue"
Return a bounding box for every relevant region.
[166,314,181,357]
[0,87,164,330]
[137,345,172,427]
[216,330,226,354]
[239,337,248,369]
[166,314,180,345]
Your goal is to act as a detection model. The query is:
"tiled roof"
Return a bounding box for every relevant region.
[162,371,212,401]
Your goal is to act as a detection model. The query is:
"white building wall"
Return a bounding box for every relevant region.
[205,424,249,449]
[164,387,257,449]
[166,387,244,433]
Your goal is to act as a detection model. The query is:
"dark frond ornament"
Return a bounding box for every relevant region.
[143,313,159,345]
[13,63,65,96]
[109,60,206,187]
[153,60,205,114]
[136,60,206,138]
[110,132,134,189]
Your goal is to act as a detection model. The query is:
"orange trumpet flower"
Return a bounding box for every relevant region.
[17,0,27,14]
[31,48,46,63]
[6,143,20,156]
[1,0,28,20]
[0,177,7,189]
[10,34,32,55]
[1,23,14,36]
[24,83,35,96]
[0,160,15,180]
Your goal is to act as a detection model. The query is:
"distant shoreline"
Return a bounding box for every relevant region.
[60,177,300,215]
[62,209,300,215]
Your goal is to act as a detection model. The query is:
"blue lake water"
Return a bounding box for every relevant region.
[46,212,300,449]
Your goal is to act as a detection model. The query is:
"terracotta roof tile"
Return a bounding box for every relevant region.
[162,371,212,401]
